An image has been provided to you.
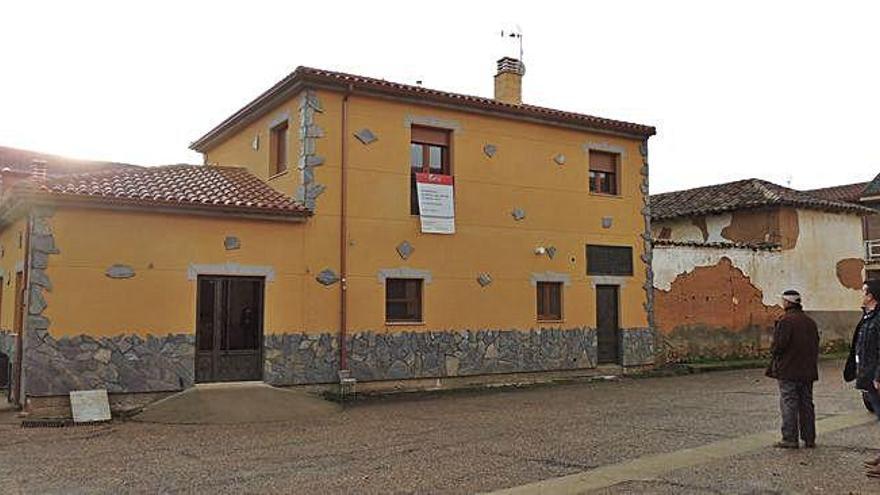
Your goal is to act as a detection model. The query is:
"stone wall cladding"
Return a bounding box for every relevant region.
[26,333,194,396]
[0,331,13,361]
[295,90,326,210]
[263,327,598,386]
[264,333,339,385]
[620,327,655,367]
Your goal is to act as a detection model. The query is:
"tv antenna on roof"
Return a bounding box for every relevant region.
[500,26,523,61]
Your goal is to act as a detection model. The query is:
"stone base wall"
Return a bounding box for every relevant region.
[0,330,14,365]
[620,328,655,366]
[0,330,14,392]
[264,327,603,386]
[662,312,856,362]
[22,327,658,396]
[806,310,860,350]
[663,325,773,362]
[25,333,194,397]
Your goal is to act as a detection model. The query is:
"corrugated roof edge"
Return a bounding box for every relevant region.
[190,66,656,152]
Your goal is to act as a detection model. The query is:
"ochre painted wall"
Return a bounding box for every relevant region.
[0,218,26,331]
[205,89,649,332]
[42,208,315,336]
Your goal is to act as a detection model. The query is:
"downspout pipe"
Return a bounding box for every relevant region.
[14,208,33,407]
[339,84,353,377]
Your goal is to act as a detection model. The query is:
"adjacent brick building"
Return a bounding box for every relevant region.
[651,178,873,361]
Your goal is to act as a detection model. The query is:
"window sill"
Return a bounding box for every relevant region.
[385,321,426,327]
[268,170,290,181]
[537,319,565,324]
[589,192,623,199]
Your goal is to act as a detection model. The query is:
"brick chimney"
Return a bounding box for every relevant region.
[494,57,525,105]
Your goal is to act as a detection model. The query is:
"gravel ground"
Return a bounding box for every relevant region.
[0,360,872,494]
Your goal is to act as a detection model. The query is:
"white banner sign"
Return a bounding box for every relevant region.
[416,173,455,234]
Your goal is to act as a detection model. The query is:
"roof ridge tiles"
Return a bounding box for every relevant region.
[191,64,656,152]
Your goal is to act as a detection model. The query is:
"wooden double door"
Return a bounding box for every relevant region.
[196,276,264,383]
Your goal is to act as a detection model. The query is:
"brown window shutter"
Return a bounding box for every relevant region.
[411,126,450,146]
[590,151,617,173]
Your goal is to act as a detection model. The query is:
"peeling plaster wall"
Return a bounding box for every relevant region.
[653,208,865,359]
[653,212,734,243]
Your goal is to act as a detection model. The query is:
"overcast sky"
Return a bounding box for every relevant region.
[1,1,877,193]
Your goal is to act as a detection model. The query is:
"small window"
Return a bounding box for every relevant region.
[410,126,451,215]
[537,282,563,321]
[587,245,633,276]
[270,121,289,176]
[589,151,618,195]
[385,278,423,323]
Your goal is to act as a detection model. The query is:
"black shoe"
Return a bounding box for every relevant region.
[803,441,816,448]
[774,440,799,449]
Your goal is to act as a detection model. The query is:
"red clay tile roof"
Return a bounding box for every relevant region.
[803,182,868,204]
[191,66,656,152]
[10,165,309,219]
[0,145,141,177]
[651,178,874,221]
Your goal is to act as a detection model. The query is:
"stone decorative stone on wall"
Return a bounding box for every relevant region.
[639,139,657,352]
[511,208,526,221]
[620,328,655,367]
[477,273,493,287]
[602,217,613,229]
[483,144,497,158]
[354,128,377,145]
[105,264,135,279]
[264,333,339,385]
[396,241,414,260]
[553,153,566,166]
[224,236,241,250]
[24,332,195,396]
[296,90,326,211]
[263,327,598,386]
[316,269,340,286]
[545,246,557,259]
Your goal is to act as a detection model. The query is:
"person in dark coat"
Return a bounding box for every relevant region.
[846,280,880,476]
[766,289,819,449]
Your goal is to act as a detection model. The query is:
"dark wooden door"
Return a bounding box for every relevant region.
[11,272,23,404]
[596,285,620,365]
[195,276,264,383]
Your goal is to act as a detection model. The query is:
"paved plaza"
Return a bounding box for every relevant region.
[2,360,879,494]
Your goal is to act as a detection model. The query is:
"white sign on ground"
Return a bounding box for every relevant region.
[415,172,455,234]
[70,389,111,423]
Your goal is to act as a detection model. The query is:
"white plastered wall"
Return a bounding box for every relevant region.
[653,209,864,311]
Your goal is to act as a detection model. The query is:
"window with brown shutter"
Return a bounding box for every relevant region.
[385,278,423,323]
[589,151,618,195]
[410,126,451,215]
[270,121,289,176]
[537,282,563,321]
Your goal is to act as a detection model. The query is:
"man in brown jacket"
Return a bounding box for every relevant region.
[766,289,820,449]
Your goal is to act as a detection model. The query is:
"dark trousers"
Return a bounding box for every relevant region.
[778,379,815,444]
[864,387,880,421]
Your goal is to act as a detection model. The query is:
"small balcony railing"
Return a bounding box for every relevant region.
[867,240,880,262]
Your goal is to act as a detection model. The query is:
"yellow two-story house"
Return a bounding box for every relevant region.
[0,58,656,412]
